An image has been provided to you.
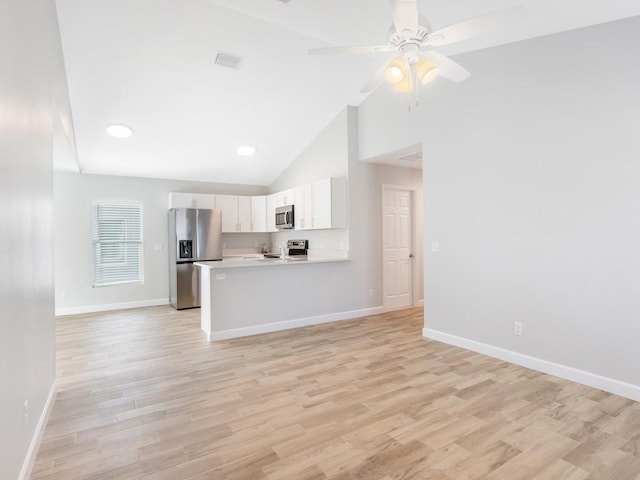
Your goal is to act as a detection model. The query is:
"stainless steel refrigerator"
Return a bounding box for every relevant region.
[168,208,222,309]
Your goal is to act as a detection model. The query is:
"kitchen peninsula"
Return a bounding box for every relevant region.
[195,254,361,341]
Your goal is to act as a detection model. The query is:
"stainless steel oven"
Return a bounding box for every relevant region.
[275,204,294,229]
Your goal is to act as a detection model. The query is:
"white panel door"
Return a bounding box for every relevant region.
[383,188,413,309]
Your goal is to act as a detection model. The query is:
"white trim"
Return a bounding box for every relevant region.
[19,381,57,480]
[208,306,385,341]
[423,328,640,402]
[55,298,168,316]
[416,299,424,307]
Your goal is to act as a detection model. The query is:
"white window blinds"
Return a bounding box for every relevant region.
[92,202,143,287]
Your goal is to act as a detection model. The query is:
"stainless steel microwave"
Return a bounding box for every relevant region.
[275,204,294,229]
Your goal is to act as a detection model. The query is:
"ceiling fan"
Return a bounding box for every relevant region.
[309,0,525,107]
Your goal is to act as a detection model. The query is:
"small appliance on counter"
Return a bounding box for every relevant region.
[286,239,308,258]
[263,239,308,259]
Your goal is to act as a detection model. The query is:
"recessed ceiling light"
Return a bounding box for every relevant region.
[106,124,133,138]
[237,145,256,156]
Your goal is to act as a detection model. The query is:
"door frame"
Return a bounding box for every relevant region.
[381,184,421,311]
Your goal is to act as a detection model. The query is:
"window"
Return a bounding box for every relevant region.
[92,202,143,286]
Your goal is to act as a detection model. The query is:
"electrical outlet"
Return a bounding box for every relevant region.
[514,322,523,336]
[368,288,374,298]
[431,241,440,252]
[62,290,69,299]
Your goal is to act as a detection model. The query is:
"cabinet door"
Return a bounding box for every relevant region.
[251,196,267,232]
[311,179,332,229]
[194,194,216,209]
[237,196,252,232]
[311,178,347,229]
[215,194,239,232]
[280,189,294,206]
[294,184,312,230]
[266,194,278,232]
[169,192,195,209]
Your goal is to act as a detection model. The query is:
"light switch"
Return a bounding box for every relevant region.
[154,243,162,251]
[431,241,440,252]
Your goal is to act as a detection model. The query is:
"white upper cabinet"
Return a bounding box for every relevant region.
[169,192,216,209]
[293,184,313,230]
[292,178,346,230]
[194,194,216,209]
[237,196,252,232]
[266,194,277,232]
[312,177,347,229]
[251,196,267,232]
[215,194,252,232]
[170,180,346,232]
[266,188,294,232]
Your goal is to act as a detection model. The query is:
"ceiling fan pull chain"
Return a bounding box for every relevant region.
[411,60,419,109]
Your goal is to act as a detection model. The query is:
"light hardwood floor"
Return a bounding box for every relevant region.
[31,306,640,479]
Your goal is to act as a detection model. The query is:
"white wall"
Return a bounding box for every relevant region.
[54,173,268,313]
[0,0,70,477]
[358,16,640,393]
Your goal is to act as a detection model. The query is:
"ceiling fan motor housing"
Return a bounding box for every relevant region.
[388,24,429,47]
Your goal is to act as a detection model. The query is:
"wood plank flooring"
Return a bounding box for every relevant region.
[31,306,640,479]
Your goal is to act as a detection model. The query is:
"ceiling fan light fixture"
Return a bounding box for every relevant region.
[421,68,438,84]
[385,65,404,84]
[417,59,438,84]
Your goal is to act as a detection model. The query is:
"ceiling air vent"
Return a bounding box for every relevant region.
[277,0,293,3]
[396,152,422,162]
[214,51,243,70]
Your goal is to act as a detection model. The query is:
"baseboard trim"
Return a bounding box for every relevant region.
[423,328,640,402]
[55,298,169,316]
[208,306,385,342]
[19,380,57,480]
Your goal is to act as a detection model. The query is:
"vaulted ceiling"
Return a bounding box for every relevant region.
[54,0,640,185]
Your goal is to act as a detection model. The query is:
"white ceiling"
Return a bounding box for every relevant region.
[54,0,640,185]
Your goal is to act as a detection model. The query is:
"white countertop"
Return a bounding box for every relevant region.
[195,255,349,270]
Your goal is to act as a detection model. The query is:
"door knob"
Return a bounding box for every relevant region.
[409,253,414,258]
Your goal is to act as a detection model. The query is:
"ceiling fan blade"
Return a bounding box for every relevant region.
[427,5,526,47]
[309,45,397,55]
[389,0,419,33]
[422,51,470,83]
